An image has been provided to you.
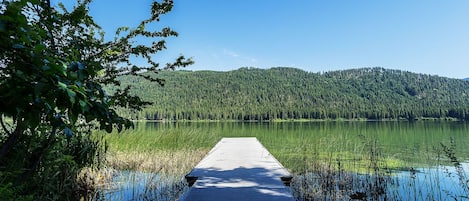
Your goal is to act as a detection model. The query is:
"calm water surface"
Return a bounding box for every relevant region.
[143,121,469,170]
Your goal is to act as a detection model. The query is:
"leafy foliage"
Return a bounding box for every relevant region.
[0,0,191,200]
[115,67,469,121]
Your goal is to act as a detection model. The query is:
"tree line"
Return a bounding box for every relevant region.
[114,67,469,121]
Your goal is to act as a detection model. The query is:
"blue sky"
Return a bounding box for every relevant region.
[54,0,469,78]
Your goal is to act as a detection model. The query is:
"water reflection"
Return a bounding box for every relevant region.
[105,121,469,200]
[139,121,469,166]
[392,162,469,200]
[104,171,187,201]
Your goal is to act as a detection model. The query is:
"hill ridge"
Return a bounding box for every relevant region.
[115,67,469,121]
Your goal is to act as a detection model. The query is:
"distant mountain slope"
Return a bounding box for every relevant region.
[115,67,469,121]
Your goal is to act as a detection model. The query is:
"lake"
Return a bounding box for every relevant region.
[106,121,469,200]
[142,121,469,169]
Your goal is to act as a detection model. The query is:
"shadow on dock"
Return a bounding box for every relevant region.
[180,137,294,201]
[181,167,293,201]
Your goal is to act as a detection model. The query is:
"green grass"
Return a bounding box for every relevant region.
[101,123,417,174]
[99,126,220,174]
[87,127,222,200]
[103,126,219,152]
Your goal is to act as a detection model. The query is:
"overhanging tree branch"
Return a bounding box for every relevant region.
[0,0,192,198]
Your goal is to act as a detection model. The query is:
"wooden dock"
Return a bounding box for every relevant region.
[180,137,294,201]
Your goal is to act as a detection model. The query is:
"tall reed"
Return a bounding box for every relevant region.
[290,135,469,200]
[89,126,219,200]
[88,122,469,200]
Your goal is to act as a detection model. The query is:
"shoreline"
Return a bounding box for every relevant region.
[130,117,462,123]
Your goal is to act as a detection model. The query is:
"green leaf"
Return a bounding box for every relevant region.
[66,89,76,105]
[70,84,86,97]
[61,63,68,76]
[28,0,40,4]
[58,81,67,90]
[79,100,88,112]
[34,44,46,52]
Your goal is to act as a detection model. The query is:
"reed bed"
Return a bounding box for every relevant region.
[103,125,218,174]
[289,136,469,200]
[87,122,468,201]
[105,149,208,174]
[85,126,218,200]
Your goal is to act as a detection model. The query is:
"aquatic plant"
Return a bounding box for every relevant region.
[94,122,469,200]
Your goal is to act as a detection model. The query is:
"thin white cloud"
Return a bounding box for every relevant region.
[223,49,239,58]
[222,48,258,65]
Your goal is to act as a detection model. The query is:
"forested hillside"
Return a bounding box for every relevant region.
[113,67,469,121]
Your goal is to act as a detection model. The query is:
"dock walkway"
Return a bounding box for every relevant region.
[180,137,294,201]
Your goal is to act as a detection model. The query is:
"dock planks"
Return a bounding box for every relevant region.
[180,137,294,201]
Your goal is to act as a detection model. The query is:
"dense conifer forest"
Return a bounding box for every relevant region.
[114,67,469,121]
